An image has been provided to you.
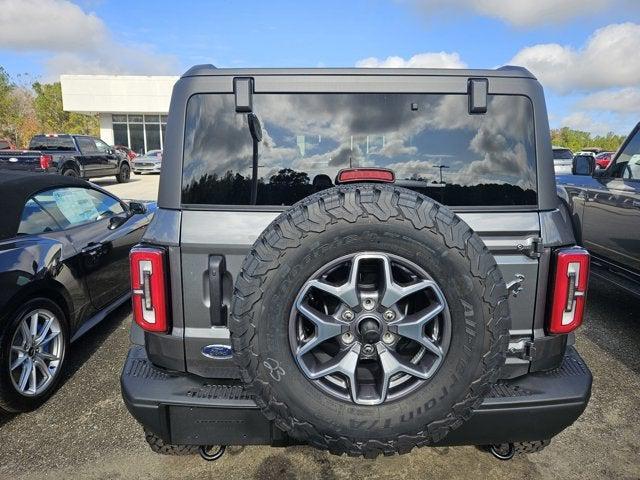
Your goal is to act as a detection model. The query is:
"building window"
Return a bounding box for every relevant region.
[111,114,167,154]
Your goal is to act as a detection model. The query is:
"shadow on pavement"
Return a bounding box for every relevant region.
[91,177,143,187]
[582,276,640,374]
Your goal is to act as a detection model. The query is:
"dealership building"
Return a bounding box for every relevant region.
[60,75,179,154]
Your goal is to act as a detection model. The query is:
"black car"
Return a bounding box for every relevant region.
[0,172,154,412]
[557,122,640,297]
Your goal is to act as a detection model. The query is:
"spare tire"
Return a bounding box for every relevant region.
[230,184,510,458]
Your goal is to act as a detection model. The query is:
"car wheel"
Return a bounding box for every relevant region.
[230,184,511,458]
[0,298,69,413]
[116,163,131,183]
[61,167,79,177]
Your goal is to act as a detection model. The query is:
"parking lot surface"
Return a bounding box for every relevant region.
[1,279,638,480]
[1,175,638,480]
[93,173,160,201]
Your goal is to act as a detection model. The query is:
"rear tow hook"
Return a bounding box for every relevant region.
[199,445,226,461]
[489,443,515,460]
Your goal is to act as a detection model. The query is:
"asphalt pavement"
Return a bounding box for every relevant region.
[0,175,638,479]
[92,173,160,201]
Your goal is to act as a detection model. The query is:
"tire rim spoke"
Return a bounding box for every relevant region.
[389,303,445,354]
[33,357,52,382]
[306,279,359,308]
[18,358,32,392]
[29,312,39,337]
[36,330,60,348]
[295,301,347,356]
[34,316,54,345]
[10,352,28,371]
[29,361,37,394]
[19,319,31,344]
[380,253,437,306]
[38,351,60,361]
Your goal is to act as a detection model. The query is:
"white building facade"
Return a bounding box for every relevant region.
[61,75,178,154]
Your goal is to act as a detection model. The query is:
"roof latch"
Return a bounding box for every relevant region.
[468,78,488,114]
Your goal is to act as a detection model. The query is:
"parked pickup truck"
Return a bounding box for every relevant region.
[0,134,132,183]
[557,122,640,297]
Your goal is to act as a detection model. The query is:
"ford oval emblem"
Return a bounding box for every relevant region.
[201,344,233,359]
[9,157,18,163]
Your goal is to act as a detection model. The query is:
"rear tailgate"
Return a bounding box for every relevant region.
[179,209,540,379]
[0,150,43,171]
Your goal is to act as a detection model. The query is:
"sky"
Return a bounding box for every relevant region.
[1,0,639,135]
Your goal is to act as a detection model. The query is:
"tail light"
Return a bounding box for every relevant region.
[129,247,169,333]
[548,247,590,334]
[39,154,53,170]
[337,168,395,184]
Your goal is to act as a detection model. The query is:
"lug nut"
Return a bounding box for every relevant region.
[342,310,354,321]
[382,332,395,344]
[362,344,375,355]
[362,298,375,311]
[383,310,395,321]
[342,332,355,344]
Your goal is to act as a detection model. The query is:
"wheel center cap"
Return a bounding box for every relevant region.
[358,317,382,344]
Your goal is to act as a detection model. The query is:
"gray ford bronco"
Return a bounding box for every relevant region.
[121,65,592,461]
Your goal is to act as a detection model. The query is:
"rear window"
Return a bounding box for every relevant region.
[29,135,76,151]
[553,148,573,160]
[0,140,10,149]
[182,93,537,207]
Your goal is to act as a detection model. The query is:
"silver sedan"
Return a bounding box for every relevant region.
[132,150,162,174]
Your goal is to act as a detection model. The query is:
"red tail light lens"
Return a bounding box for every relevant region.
[548,247,590,334]
[39,154,53,170]
[337,168,395,184]
[129,247,169,333]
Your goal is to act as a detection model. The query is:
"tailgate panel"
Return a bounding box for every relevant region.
[180,210,540,377]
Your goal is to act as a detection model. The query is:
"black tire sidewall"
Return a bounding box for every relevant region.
[62,168,78,177]
[253,218,493,441]
[116,163,130,183]
[0,298,69,412]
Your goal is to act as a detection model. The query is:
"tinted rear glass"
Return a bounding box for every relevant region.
[0,140,10,149]
[553,148,573,160]
[29,135,76,151]
[182,93,537,207]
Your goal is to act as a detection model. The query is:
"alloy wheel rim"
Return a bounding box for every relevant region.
[9,309,64,396]
[289,252,451,406]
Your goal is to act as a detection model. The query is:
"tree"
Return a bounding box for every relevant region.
[0,66,17,143]
[269,168,310,186]
[550,127,626,152]
[32,81,98,136]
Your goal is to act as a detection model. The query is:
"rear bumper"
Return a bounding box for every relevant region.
[121,345,592,447]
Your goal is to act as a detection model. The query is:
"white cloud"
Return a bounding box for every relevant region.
[0,0,178,79]
[409,0,613,27]
[558,112,615,136]
[509,23,640,93]
[0,0,107,51]
[356,52,467,69]
[577,88,640,113]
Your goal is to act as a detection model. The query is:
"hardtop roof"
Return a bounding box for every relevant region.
[182,64,535,79]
